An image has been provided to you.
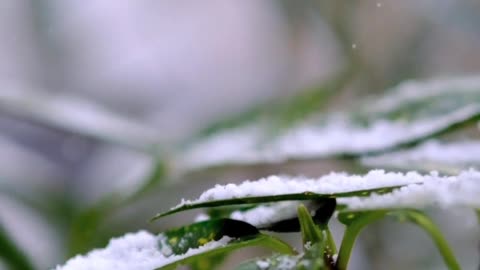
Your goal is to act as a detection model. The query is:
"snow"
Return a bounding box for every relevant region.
[179,104,480,171]
[174,170,440,209]
[256,260,270,269]
[338,169,480,210]
[272,105,479,158]
[54,231,233,270]
[230,201,304,227]
[362,140,480,172]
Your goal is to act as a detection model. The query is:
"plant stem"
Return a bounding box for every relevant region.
[336,212,386,270]
[324,226,337,255]
[297,204,323,246]
[396,210,461,270]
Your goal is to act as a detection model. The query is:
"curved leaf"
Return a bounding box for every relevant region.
[0,85,161,153]
[337,170,480,211]
[362,140,480,174]
[335,210,461,270]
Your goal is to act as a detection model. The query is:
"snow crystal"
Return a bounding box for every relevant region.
[174,170,440,208]
[54,231,232,270]
[256,260,270,269]
[362,140,480,172]
[338,170,480,210]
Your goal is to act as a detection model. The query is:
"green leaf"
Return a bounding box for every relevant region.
[189,253,228,270]
[0,87,161,153]
[389,210,461,270]
[178,77,480,172]
[336,210,461,270]
[297,204,323,245]
[0,224,35,270]
[336,211,388,270]
[156,219,295,270]
[159,219,259,255]
[152,187,396,220]
[357,83,480,123]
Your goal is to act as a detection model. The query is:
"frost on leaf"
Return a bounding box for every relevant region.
[177,76,480,171]
[162,170,429,215]
[56,219,295,270]
[362,140,480,174]
[338,169,480,210]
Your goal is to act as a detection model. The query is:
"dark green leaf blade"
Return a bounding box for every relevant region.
[0,224,35,270]
[152,186,398,221]
[159,219,259,255]
[156,218,295,270]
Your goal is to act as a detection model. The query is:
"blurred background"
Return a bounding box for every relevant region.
[0,0,480,269]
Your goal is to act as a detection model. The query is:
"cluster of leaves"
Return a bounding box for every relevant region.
[146,78,480,269]
[1,76,480,270]
[150,180,469,270]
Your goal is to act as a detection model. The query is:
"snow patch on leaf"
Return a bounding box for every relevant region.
[54,231,232,270]
[175,170,435,208]
[362,140,480,173]
[178,103,480,171]
[338,170,480,210]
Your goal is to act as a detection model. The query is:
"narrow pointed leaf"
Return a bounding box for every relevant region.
[0,224,35,270]
[158,219,259,255]
[337,170,480,211]
[0,85,160,152]
[152,187,395,220]
[297,205,323,245]
[153,170,432,220]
